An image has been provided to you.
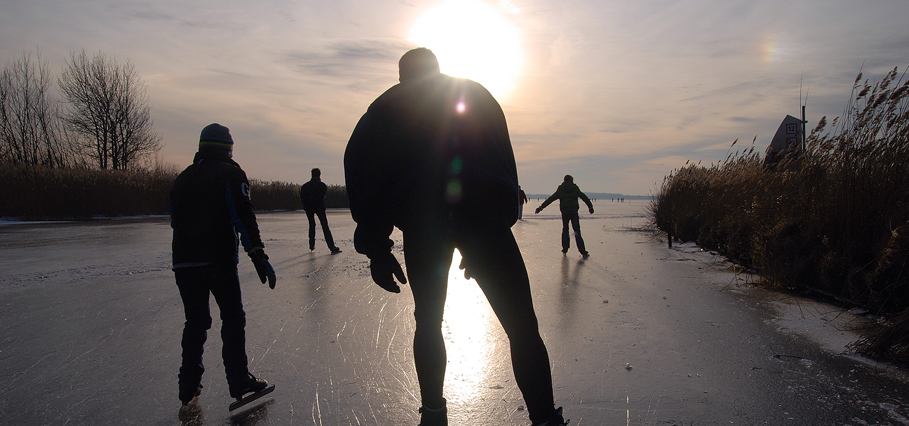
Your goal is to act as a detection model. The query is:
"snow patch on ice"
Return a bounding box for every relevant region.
[767,298,865,355]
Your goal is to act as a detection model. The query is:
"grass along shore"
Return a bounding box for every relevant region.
[0,163,347,220]
[651,67,909,363]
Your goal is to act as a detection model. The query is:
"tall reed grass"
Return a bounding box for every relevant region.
[651,67,909,362]
[0,163,348,220]
[247,179,348,211]
[0,164,176,219]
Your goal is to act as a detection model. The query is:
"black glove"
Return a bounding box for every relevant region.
[249,249,276,289]
[589,207,595,214]
[369,251,407,293]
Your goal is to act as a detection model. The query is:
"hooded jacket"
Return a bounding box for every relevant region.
[170,150,264,268]
[344,73,520,258]
[539,181,593,212]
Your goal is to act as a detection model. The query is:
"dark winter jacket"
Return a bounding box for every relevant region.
[539,181,593,212]
[299,178,327,212]
[170,150,264,268]
[344,73,520,258]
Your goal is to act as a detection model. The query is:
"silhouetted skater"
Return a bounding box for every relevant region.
[344,48,568,426]
[518,186,528,220]
[170,123,277,410]
[299,168,341,254]
[535,175,594,258]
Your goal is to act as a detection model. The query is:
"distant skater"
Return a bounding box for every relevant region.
[535,174,594,258]
[345,48,568,426]
[169,123,277,410]
[518,186,528,220]
[299,168,341,254]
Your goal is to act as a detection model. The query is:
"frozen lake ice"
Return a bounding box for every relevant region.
[1,200,907,425]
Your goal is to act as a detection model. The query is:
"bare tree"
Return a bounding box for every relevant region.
[0,50,70,167]
[58,50,160,170]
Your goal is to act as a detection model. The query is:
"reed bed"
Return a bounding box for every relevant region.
[248,179,348,211]
[651,67,909,362]
[0,164,348,220]
[0,164,176,219]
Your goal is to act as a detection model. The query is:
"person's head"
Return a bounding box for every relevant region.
[564,174,574,183]
[199,123,233,158]
[311,168,321,179]
[399,47,441,83]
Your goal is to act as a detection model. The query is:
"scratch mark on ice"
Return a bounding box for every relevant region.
[312,388,323,426]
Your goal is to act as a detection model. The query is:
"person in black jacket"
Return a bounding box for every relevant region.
[344,48,567,426]
[299,168,341,253]
[170,123,277,407]
[535,175,594,258]
[518,185,528,220]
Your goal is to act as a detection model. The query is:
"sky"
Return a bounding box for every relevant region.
[2,0,907,195]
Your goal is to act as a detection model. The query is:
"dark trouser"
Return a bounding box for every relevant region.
[403,222,556,425]
[175,265,249,390]
[561,208,587,254]
[306,209,337,250]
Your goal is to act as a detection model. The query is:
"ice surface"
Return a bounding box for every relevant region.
[0,201,907,425]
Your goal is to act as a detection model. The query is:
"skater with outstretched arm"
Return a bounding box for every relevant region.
[299,167,342,254]
[535,175,594,258]
[344,48,568,426]
[170,123,277,411]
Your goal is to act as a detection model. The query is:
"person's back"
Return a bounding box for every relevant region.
[345,71,519,240]
[345,48,567,426]
[299,168,340,253]
[542,180,591,212]
[171,152,255,266]
[535,175,593,257]
[169,123,275,411]
[299,177,327,212]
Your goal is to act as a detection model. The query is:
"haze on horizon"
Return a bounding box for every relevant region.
[2,0,907,195]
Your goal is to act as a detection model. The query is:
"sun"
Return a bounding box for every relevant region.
[409,0,523,98]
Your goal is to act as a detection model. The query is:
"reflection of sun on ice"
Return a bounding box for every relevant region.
[442,249,500,405]
[409,0,523,98]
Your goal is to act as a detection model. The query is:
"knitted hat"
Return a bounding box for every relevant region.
[199,123,234,154]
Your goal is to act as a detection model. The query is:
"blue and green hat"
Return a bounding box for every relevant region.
[199,123,234,154]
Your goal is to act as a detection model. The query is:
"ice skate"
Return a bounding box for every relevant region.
[417,399,447,426]
[178,384,203,407]
[534,407,569,426]
[228,373,274,411]
[177,384,203,418]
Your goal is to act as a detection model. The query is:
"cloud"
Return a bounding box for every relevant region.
[283,39,409,80]
[728,116,758,123]
[680,79,776,103]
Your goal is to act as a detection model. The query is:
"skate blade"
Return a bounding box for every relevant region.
[228,384,275,411]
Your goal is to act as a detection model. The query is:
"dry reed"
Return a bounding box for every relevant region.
[652,67,909,362]
[0,164,348,220]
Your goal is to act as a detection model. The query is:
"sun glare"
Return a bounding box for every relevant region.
[409,0,523,98]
